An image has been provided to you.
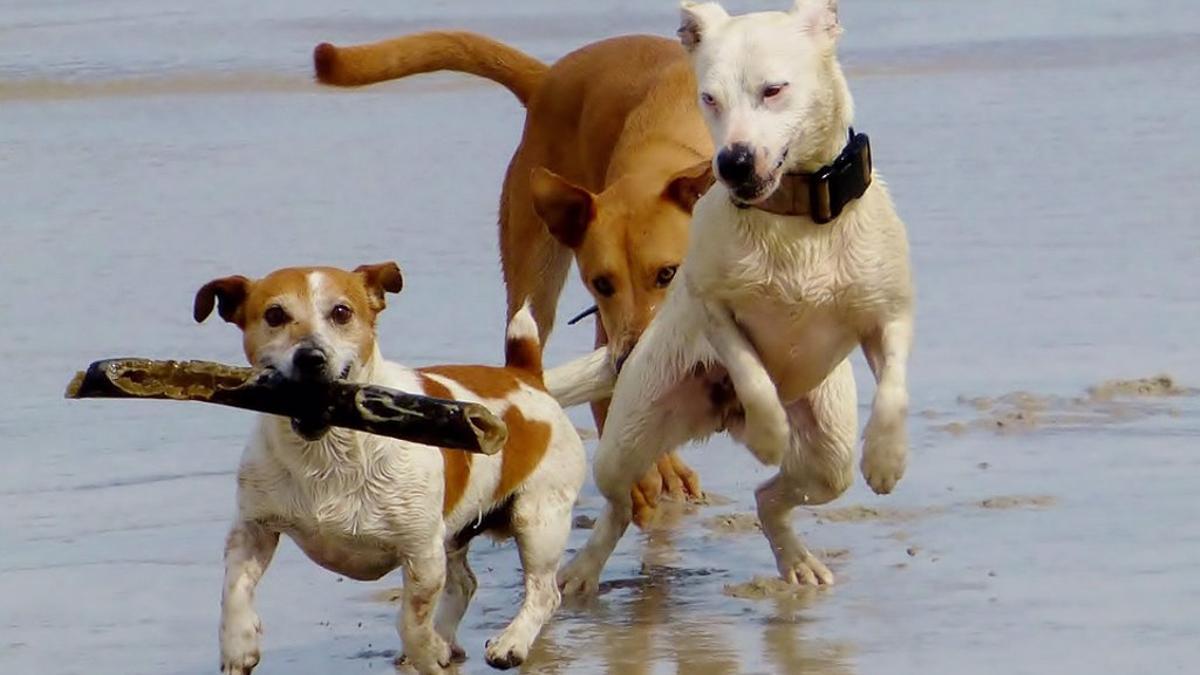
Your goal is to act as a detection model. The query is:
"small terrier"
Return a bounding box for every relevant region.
[193,262,584,674]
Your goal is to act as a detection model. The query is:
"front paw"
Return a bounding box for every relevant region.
[557,554,601,597]
[220,614,262,675]
[485,633,529,670]
[397,635,452,674]
[861,419,908,494]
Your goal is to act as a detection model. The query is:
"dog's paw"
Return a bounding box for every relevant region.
[659,451,704,502]
[219,614,262,675]
[861,419,908,495]
[484,634,529,670]
[777,550,835,586]
[631,467,664,529]
[557,556,601,597]
[397,635,452,674]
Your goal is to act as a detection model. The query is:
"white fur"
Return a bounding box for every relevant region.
[544,346,614,408]
[556,0,914,594]
[219,272,585,674]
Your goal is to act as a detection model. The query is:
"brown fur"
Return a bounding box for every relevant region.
[418,374,475,516]
[313,31,713,523]
[420,343,551,515]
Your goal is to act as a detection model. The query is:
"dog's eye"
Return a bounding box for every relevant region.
[592,276,615,298]
[700,92,717,108]
[762,83,788,100]
[263,305,289,328]
[330,304,353,325]
[655,265,679,288]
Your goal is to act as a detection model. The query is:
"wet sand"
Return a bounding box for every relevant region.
[2,1,1199,674]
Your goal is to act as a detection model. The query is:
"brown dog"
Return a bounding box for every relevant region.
[314,32,714,525]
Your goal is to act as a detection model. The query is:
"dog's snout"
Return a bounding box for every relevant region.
[293,347,328,378]
[717,144,755,185]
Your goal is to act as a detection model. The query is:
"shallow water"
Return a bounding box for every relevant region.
[2,1,1199,674]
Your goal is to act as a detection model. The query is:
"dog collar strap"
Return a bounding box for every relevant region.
[746,129,872,223]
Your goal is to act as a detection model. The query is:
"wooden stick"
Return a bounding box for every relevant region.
[65,358,507,455]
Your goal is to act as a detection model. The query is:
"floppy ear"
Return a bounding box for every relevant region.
[678,1,730,52]
[791,0,842,39]
[354,262,404,312]
[530,167,594,249]
[663,159,716,213]
[194,275,251,325]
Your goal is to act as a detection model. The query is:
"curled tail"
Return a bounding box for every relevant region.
[544,347,616,409]
[505,303,543,376]
[313,31,548,106]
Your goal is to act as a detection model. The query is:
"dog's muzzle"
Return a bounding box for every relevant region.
[288,345,351,384]
[717,143,756,187]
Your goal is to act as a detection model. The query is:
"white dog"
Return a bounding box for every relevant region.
[552,0,915,593]
[193,263,584,674]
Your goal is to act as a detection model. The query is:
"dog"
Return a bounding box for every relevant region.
[312,31,716,524]
[555,0,915,594]
[193,262,584,674]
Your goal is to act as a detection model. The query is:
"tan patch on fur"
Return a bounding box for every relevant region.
[504,335,542,374]
[421,365,542,397]
[236,267,381,365]
[418,374,473,516]
[419,367,552,504]
[494,406,551,501]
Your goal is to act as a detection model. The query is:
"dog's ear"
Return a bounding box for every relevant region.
[530,167,594,249]
[194,275,252,325]
[791,0,842,39]
[678,2,730,52]
[354,262,404,312]
[663,160,716,213]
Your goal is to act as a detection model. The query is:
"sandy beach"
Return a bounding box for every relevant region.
[2,1,1198,673]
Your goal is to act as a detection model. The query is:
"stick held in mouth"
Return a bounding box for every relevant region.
[65,358,507,455]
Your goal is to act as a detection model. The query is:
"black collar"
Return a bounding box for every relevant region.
[737,129,872,223]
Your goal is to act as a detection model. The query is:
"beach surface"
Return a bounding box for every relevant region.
[2,1,1198,673]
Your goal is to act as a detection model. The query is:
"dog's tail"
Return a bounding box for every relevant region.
[313,31,548,106]
[543,347,616,409]
[504,303,544,376]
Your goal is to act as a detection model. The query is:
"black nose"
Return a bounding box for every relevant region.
[293,347,328,377]
[717,144,755,185]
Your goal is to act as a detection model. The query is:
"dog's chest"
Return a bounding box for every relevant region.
[698,220,891,401]
[241,450,436,581]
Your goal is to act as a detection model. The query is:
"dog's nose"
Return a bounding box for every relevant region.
[293,347,328,378]
[717,144,755,185]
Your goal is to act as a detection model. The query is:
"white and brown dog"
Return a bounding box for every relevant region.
[555,0,915,594]
[193,262,584,674]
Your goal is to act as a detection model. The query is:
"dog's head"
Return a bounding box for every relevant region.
[193,262,404,386]
[530,161,713,369]
[679,0,853,204]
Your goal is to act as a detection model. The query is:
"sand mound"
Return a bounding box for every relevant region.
[1087,375,1185,401]
[723,576,816,600]
[702,512,762,534]
[979,495,1056,509]
[935,374,1190,435]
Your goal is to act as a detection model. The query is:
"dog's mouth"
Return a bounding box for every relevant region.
[290,417,331,442]
[730,149,789,205]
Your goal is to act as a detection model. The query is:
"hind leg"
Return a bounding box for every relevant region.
[484,490,573,669]
[755,359,857,586]
[559,374,717,595]
[500,163,573,346]
[591,319,702,528]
